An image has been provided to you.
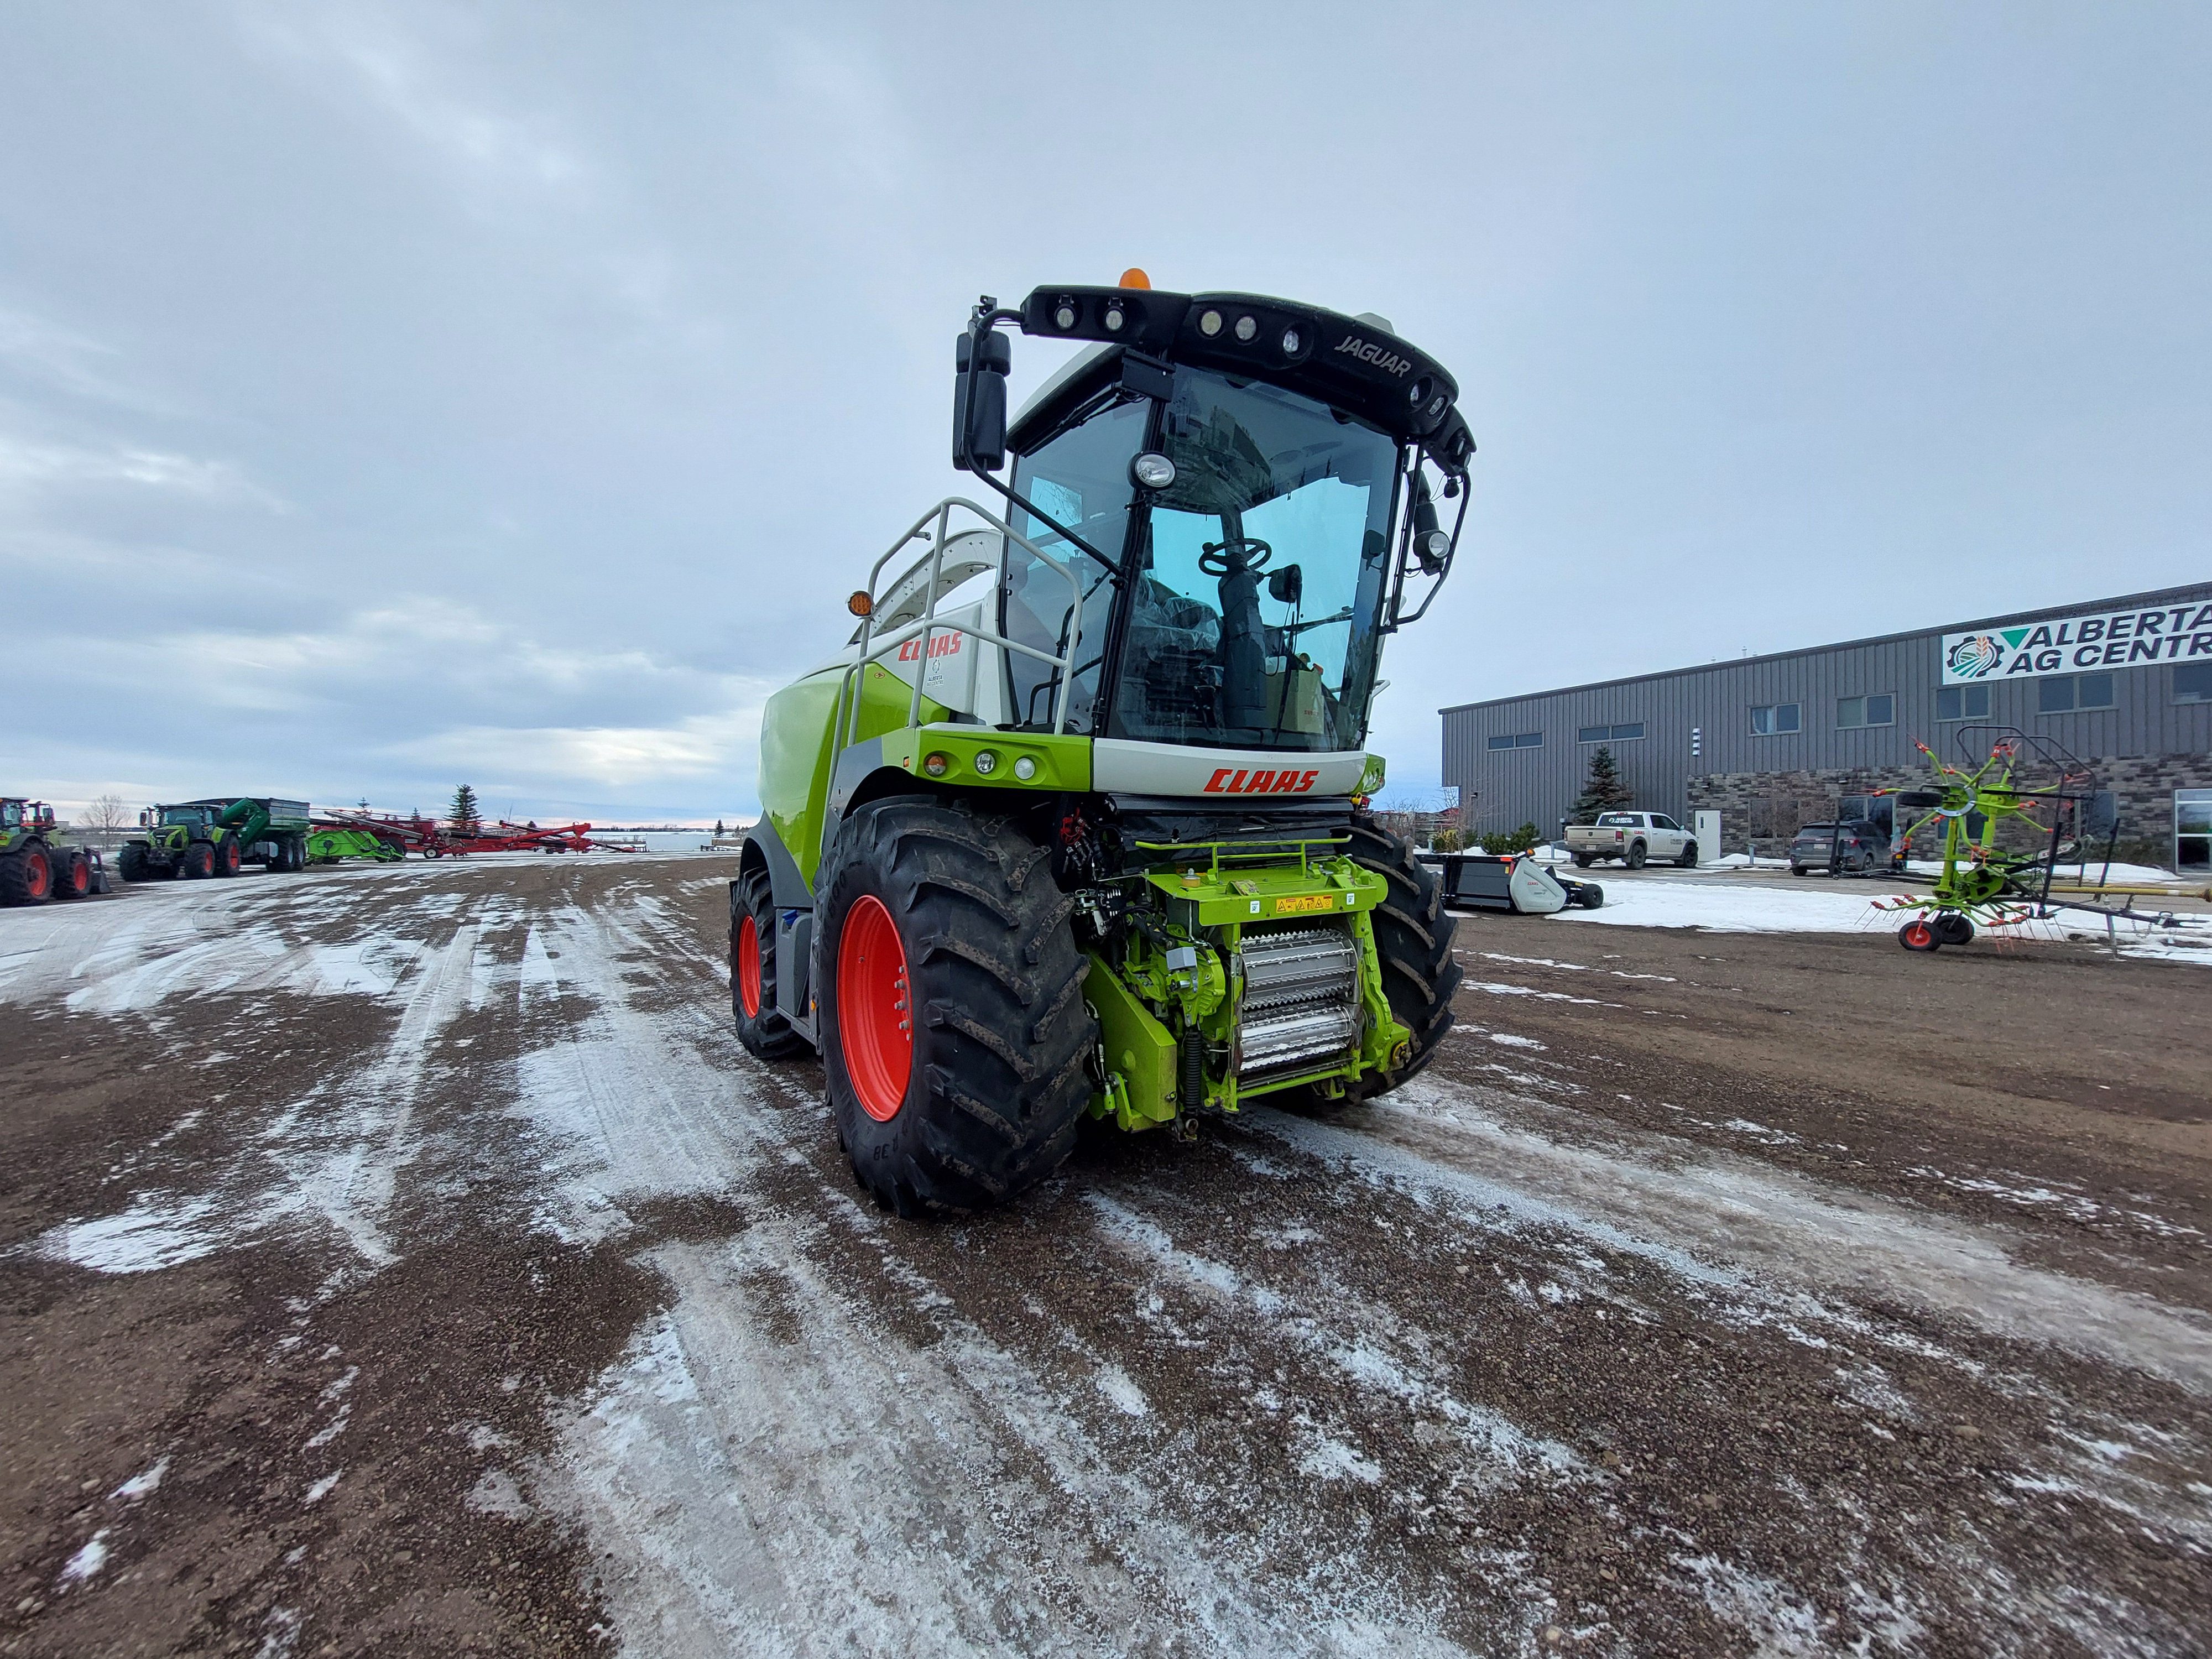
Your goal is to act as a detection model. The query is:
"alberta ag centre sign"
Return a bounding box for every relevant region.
[1942,599,2212,685]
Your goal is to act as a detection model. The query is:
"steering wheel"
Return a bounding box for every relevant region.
[1198,537,1272,576]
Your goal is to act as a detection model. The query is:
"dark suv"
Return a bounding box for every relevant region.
[1790,820,1887,876]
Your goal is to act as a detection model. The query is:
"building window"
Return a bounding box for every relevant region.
[1750,703,1800,735]
[1577,722,1644,743]
[1936,685,1990,721]
[2038,672,2116,714]
[1836,694,1895,729]
[1488,731,1543,750]
[2177,663,2212,705]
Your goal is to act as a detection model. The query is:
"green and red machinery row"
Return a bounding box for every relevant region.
[1,796,635,906]
[305,810,634,859]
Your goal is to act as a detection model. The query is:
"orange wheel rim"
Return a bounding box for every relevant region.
[1905,921,1933,947]
[737,915,763,1019]
[837,894,911,1122]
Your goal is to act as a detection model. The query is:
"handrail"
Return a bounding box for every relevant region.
[836,497,1086,753]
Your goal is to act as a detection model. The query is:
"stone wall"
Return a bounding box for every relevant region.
[1685,752,2212,864]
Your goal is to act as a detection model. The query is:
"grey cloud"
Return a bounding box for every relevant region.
[2,1,2206,821]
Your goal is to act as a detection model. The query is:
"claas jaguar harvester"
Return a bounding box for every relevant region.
[735,274,1475,1215]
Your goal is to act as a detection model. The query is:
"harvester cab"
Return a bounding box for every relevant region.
[735,275,1472,1215]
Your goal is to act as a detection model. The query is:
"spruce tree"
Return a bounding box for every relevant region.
[448,784,483,835]
[715,818,725,837]
[1569,747,1634,822]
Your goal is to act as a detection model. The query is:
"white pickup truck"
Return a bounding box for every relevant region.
[1564,811,1698,869]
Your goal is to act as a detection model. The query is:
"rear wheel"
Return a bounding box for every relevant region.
[51,848,91,899]
[1335,812,1462,1102]
[1575,883,1604,910]
[730,863,808,1060]
[1677,841,1698,868]
[213,838,242,877]
[1790,865,1808,877]
[1625,841,1647,869]
[1571,852,1594,868]
[0,847,51,906]
[1898,918,1941,951]
[817,796,1094,1216]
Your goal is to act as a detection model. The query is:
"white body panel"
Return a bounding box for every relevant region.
[1090,740,1369,799]
[1508,858,1569,914]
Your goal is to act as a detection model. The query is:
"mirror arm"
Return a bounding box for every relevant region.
[1387,485,1468,630]
[957,297,1129,582]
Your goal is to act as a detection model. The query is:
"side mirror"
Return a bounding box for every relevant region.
[953,326,1011,473]
[1266,564,1302,605]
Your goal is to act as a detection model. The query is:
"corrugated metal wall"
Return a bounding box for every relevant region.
[1440,582,2212,834]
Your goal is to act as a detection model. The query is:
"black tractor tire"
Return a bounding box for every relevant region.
[1625,841,1647,869]
[1334,812,1462,1102]
[1677,841,1699,868]
[731,863,809,1060]
[0,846,52,906]
[1934,913,1975,947]
[817,796,1094,1217]
[118,842,150,882]
[182,841,216,879]
[51,848,92,899]
[212,837,242,878]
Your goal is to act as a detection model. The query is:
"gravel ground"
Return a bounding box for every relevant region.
[1,854,2206,1657]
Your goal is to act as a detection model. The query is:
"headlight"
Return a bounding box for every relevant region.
[924,753,950,778]
[972,750,997,775]
[1013,757,1037,781]
[1234,315,1257,342]
[1131,452,1176,490]
[1198,309,1223,337]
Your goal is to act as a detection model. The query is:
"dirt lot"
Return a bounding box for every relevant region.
[2,856,2207,1657]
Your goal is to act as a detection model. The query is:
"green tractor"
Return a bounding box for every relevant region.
[119,797,312,882]
[734,276,1474,1215]
[1,799,105,905]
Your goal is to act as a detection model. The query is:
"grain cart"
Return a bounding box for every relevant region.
[1,799,105,904]
[119,797,311,881]
[734,275,1475,1215]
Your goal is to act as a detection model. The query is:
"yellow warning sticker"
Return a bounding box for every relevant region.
[1272,893,1335,915]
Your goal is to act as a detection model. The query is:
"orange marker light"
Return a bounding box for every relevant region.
[1119,267,1151,290]
[847,590,873,617]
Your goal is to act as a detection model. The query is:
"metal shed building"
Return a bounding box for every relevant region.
[1439,581,2212,867]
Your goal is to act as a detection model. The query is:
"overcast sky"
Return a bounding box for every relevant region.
[3,3,2206,822]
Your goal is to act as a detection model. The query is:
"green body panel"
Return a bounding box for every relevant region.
[878,726,1092,794]
[758,664,957,894]
[1083,955,1181,1130]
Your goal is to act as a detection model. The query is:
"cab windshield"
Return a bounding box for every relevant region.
[1114,371,1396,750]
[161,807,207,827]
[1003,366,1401,749]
